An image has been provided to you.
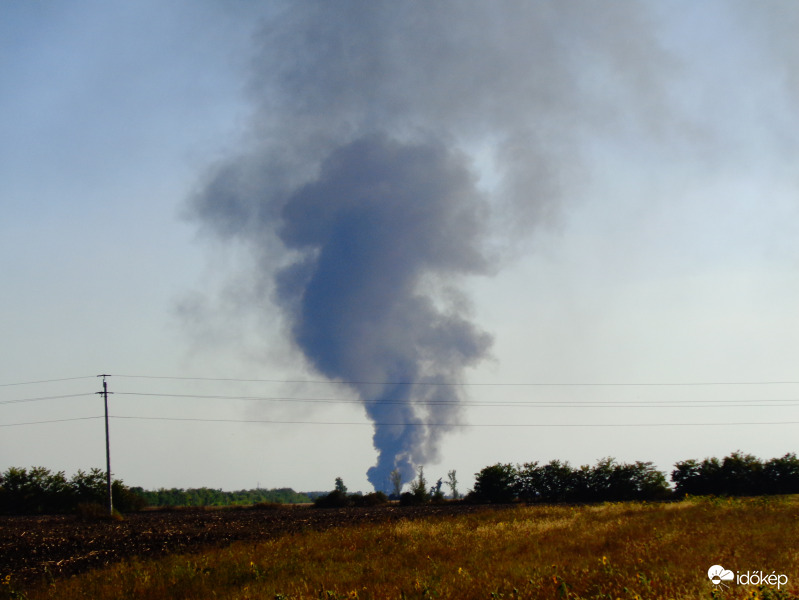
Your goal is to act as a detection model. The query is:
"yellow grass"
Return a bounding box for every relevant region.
[7,496,799,599]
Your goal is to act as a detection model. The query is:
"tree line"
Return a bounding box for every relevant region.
[671,452,799,497]
[4,451,799,514]
[0,467,144,514]
[130,486,311,507]
[469,458,668,504]
[0,467,311,514]
[467,452,799,504]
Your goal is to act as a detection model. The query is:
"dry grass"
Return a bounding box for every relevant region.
[5,496,799,599]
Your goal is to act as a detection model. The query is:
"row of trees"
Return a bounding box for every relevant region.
[387,468,460,501]
[0,467,312,514]
[130,486,311,507]
[314,452,799,509]
[6,452,799,514]
[469,458,670,504]
[0,467,144,514]
[467,452,799,504]
[672,452,799,497]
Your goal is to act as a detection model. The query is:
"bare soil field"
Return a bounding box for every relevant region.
[0,504,496,584]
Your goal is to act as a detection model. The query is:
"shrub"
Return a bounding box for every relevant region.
[409,466,430,504]
[112,480,148,512]
[0,466,72,513]
[430,478,445,503]
[399,491,419,506]
[763,453,799,494]
[70,468,107,506]
[0,466,145,515]
[313,489,352,508]
[469,463,518,504]
[361,491,388,506]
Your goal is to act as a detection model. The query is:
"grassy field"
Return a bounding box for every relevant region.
[4,496,799,600]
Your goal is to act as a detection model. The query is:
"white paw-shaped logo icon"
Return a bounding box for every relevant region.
[708,565,734,588]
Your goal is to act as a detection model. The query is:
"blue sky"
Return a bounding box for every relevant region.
[2,1,799,494]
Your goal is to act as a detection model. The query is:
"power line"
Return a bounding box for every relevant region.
[117,392,352,402]
[3,373,799,390]
[113,391,799,409]
[3,374,799,428]
[3,411,798,428]
[0,416,102,427]
[5,389,799,409]
[107,415,799,428]
[0,376,96,388]
[109,374,799,387]
[0,393,95,406]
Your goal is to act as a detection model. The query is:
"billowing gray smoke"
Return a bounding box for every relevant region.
[275,135,492,487]
[189,1,670,490]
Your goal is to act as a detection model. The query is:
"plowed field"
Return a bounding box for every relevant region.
[1,504,495,584]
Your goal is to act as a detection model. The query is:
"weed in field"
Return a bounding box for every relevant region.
[0,574,27,600]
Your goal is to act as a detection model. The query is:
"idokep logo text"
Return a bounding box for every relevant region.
[708,564,788,590]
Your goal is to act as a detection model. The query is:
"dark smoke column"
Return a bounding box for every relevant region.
[188,1,667,490]
[274,135,492,490]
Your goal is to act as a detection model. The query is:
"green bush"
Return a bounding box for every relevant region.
[672,451,799,497]
[409,466,430,504]
[0,466,145,515]
[469,463,518,504]
[313,489,352,508]
[398,491,420,506]
[129,486,311,507]
[356,491,388,507]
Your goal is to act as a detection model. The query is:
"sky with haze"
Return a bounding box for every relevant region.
[2,1,799,494]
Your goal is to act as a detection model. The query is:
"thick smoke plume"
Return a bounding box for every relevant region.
[276,135,492,487]
[190,1,669,490]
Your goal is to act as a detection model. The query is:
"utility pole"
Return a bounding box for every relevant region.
[97,374,113,516]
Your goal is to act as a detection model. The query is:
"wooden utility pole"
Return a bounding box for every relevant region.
[97,374,113,515]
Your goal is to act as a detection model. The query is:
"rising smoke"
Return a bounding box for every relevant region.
[189,1,671,490]
[275,134,492,487]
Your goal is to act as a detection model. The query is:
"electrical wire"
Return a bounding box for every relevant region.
[107,415,799,428]
[113,391,799,409]
[3,373,799,388]
[0,376,96,387]
[0,416,103,427]
[109,374,799,387]
[4,374,799,427]
[0,393,96,406]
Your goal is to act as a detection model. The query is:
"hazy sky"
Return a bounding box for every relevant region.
[2,1,799,494]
